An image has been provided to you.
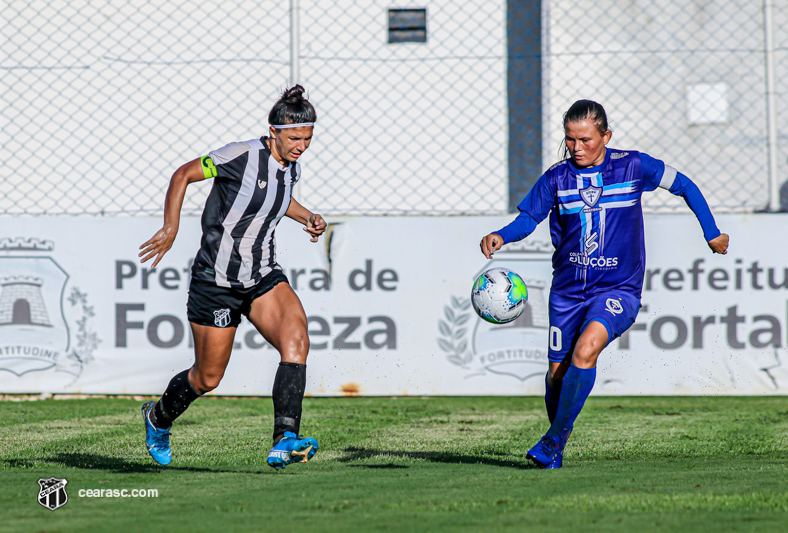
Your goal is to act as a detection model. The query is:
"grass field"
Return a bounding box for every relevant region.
[1,396,787,532]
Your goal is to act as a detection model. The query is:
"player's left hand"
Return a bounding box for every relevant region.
[708,233,729,254]
[305,213,327,242]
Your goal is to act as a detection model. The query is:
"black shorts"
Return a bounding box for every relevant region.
[186,270,289,328]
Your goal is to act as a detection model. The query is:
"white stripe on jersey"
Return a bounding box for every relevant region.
[255,157,298,280]
[600,199,638,209]
[659,164,677,190]
[602,184,637,195]
[214,139,264,288]
[208,140,257,165]
[236,155,283,285]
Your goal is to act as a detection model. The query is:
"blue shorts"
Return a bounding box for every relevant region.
[547,291,640,363]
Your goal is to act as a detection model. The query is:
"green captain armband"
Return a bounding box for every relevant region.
[201,155,218,179]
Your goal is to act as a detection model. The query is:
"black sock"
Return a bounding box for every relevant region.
[152,369,201,428]
[272,362,306,442]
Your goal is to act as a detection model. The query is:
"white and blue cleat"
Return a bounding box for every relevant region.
[267,431,319,470]
[141,401,172,466]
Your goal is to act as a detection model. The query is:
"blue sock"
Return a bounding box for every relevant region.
[544,372,562,424]
[546,364,596,440]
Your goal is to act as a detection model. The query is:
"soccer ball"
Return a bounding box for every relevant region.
[471,267,528,324]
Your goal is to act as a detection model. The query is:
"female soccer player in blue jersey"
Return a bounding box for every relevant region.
[137,85,326,469]
[480,100,729,469]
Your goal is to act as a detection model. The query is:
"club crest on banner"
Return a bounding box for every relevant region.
[438,240,552,382]
[0,237,100,385]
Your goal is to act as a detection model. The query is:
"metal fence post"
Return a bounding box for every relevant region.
[763,0,780,212]
[290,0,300,86]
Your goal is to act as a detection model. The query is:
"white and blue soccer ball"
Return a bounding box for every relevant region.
[471,267,528,324]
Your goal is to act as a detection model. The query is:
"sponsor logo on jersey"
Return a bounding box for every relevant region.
[548,160,568,171]
[258,179,267,189]
[569,253,619,268]
[38,477,69,511]
[214,308,231,327]
[585,232,599,255]
[605,298,624,315]
[580,186,602,207]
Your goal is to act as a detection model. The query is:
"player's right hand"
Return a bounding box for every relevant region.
[480,233,503,259]
[139,226,177,267]
[708,233,729,255]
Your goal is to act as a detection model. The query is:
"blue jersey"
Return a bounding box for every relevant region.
[496,148,720,299]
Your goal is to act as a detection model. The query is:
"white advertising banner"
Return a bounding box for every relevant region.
[0,214,786,395]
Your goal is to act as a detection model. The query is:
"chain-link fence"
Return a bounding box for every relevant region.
[2,0,786,216]
[545,0,788,213]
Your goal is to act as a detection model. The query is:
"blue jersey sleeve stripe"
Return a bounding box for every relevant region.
[558,204,585,215]
[603,180,638,191]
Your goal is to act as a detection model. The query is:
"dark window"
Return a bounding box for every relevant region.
[388,9,427,43]
[12,299,31,324]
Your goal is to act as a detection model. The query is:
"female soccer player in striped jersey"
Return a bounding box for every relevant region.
[138,85,326,469]
[480,100,729,469]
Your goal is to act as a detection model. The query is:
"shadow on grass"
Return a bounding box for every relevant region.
[2,453,262,475]
[348,463,410,469]
[339,447,540,470]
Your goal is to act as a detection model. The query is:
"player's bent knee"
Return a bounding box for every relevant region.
[191,371,224,394]
[277,330,309,362]
[572,340,603,368]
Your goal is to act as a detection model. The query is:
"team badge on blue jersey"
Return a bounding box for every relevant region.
[580,186,602,207]
[605,298,623,315]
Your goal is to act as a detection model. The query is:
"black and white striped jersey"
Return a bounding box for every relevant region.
[191,137,300,289]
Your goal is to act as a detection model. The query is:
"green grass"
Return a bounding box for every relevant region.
[1,396,787,532]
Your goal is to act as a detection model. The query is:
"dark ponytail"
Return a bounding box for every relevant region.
[560,99,610,159]
[563,99,609,134]
[268,85,317,127]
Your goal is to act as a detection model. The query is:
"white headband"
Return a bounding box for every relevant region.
[271,122,315,129]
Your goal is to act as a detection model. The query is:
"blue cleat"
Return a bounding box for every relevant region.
[141,401,172,466]
[267,431,319,470]
[527,434,564,467]
[543,452,562,469]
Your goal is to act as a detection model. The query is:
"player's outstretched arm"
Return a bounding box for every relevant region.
[662,171,729,255]
[480,173,554,259]
[139,158,205,267]
[708,233,729,255]
[480,233,504,259]
[285,198,327,243]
